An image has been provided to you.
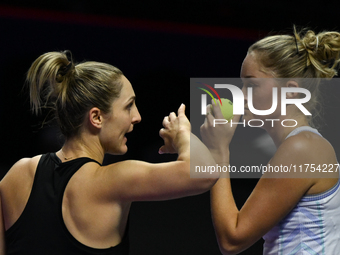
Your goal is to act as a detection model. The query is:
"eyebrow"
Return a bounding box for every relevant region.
[241,75,258,80]
[126,96,136,104]
[243,69,268,79]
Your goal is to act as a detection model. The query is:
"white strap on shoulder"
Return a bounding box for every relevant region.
[285,126,322,140]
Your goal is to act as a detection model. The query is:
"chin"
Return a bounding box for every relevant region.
[118,146,128,155]
[109,146,128,155]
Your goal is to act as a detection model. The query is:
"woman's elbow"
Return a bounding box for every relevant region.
[191,167,220,190]
[203,176,219,189]
[194,172,219,192]
[220,245,241,255]
[218,235,246,255]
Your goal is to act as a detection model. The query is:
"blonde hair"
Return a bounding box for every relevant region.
[27,51,123,138]
[248,27,340,126]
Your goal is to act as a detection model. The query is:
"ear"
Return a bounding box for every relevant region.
[88,107,103,129]
[285,80,300,98]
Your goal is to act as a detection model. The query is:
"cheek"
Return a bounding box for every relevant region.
[248,93,277,120]
[251,90,275,110]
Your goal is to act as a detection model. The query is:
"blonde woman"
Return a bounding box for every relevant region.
[201,28,340,254]
[0,51,217,254]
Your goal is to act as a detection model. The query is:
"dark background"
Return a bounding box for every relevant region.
[0,1,339,254]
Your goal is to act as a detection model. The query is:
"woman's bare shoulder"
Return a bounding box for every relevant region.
[276,131,336,162]
[0,155,42,187]
[268,130,337,182]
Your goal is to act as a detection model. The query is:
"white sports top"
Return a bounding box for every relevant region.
[263,126,340,255]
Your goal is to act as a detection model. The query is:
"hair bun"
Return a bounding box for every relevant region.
[300,30,340,78]
[301,30,318,52]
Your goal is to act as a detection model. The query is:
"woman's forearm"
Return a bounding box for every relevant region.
[211,175,241,254]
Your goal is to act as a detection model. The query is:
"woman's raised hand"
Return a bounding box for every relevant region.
[159,104,191,154]
[200,101,240,161]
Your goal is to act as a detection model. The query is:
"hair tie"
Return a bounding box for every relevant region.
[57,62,72,77]
[56,50,74,82]
[57,50,73,75]
[62,63,72,74]
[56,63,72,82]
[64,50,73,63]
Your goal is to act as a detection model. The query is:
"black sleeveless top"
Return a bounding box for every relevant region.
[5,153,129,255]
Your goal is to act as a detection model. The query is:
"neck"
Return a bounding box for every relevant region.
[263,113,309,148]
[57,132,105,164]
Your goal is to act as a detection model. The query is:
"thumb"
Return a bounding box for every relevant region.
[158,145,167,154]
[177,103,186,117]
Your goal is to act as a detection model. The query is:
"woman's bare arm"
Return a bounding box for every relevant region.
[0,195,5,255]
[202,103,338,254]
[92,104,219,202]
